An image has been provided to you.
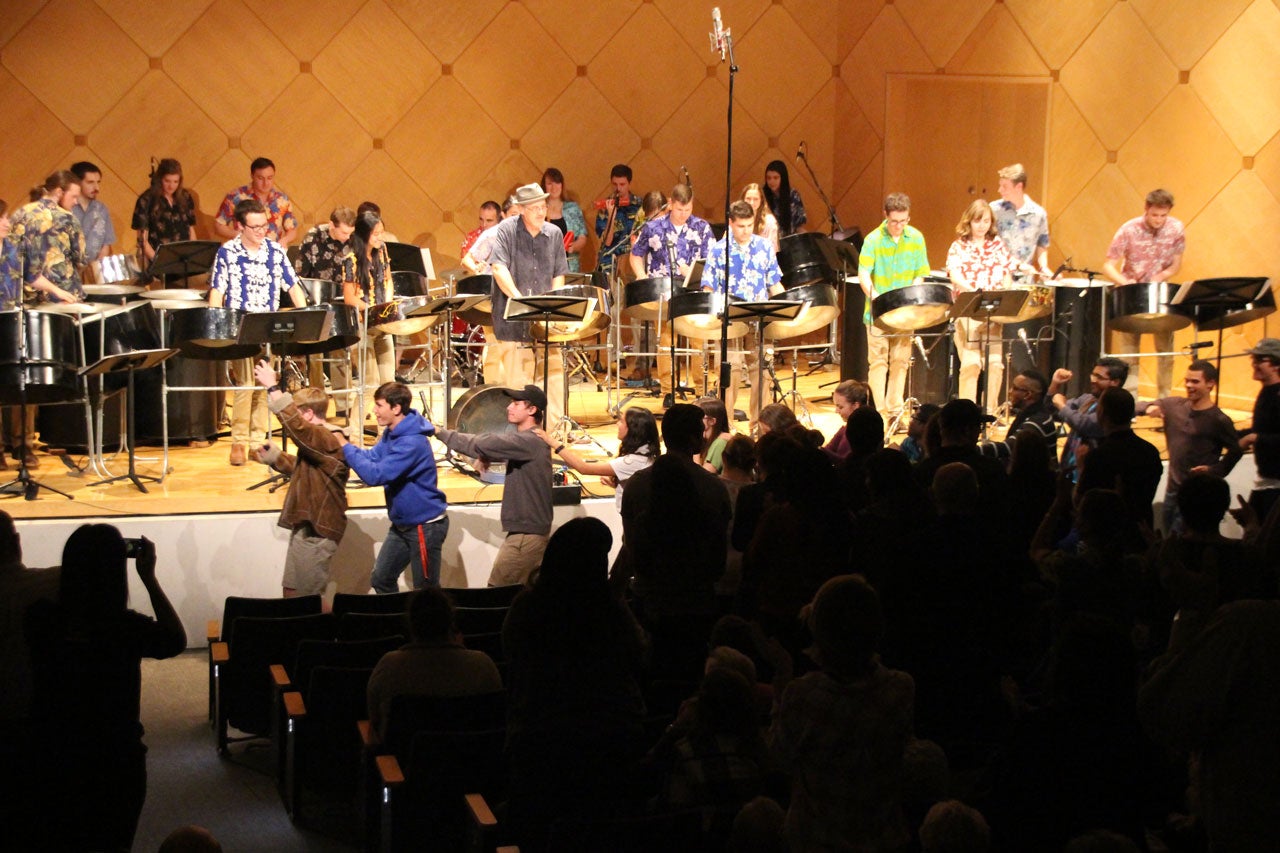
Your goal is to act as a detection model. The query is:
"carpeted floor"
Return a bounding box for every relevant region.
[135,651,358,852]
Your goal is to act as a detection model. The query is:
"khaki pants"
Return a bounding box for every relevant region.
[355,330,397,423]
[954,317,1004,409]
[229,357,269,446]
[723,332,761,423]
[494,340,565,427]
[489,532,548,586]
[1113,329,1175,398]
[867,323,911,413]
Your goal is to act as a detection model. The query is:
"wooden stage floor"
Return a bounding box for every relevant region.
[0,359,1249,522]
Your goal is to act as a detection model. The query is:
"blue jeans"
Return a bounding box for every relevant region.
[371,516,450,593]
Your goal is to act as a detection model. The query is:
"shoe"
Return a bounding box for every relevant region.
[229,443,246,466]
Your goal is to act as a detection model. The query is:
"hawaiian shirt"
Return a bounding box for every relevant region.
[767,188,808,237]
[990,195,1049,269]
[338,244,392,305]
[215,185,298,242]
[210,235,297,312]
[131,191,196,252]
[631,215,716,278]
[1106,216,1185,282]
[70,198,115,261]
[550,200,588,273]
[10,198,85,302]
[460,226,484,257]
[594,194,643,272]
[703,233,782,302]
[946,237,1019,291]
[297,224,347,283]
[0,237,22,308]
[858,222,930,323]
[463,222,504,274]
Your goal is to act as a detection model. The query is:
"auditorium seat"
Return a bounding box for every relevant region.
[206,594,322,723]
[442,584,523,608]
[331,591,415,619]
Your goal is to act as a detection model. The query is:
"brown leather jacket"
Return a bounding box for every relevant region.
[262,394,349,542]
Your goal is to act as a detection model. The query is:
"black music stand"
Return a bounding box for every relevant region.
[147,240,221,283]
[408,294,486,422]
[504,294,593,437]
[385,241,429,276]
[237,309,330,492]
[953,290,1028,418]
[726,300,804,417]
[82,349,177,494]
[1174,277,1271,401]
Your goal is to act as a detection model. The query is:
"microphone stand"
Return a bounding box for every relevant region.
[717,18,737,402]
[796,149,846,238]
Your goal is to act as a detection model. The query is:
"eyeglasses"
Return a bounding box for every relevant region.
[244,222,270,232]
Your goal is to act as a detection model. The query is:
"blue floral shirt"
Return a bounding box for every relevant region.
[210,235,297,311]
[990,195,1049,269]
[9,198,85,301]
[630,215,715,278]
[703,234,782,301]
[0,238,22,308]
[70,198,115,261]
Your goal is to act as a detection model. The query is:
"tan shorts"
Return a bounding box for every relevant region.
[282,524,339,595]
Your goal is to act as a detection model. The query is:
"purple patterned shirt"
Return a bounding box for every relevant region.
[630,215,716,278]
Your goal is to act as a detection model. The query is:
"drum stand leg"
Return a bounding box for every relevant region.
[552,343,610,455]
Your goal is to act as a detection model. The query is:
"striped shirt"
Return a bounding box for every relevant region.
[858,222,930,323]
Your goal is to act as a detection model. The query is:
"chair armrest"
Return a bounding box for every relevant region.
[283,691,306,720]
[210,641,229,663]
[206,619,220,645]
[376,754,404,787]
[357,719,377,748]
[270,664,291,690]
[465,792,497,829]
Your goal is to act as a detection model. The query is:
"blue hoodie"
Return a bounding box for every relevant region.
[342,410,447,526]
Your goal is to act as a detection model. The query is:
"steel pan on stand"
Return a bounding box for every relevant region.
[0,307,80,405]
[671,291,748,340]
[1107,282,1193,334]
[763,283,840,340]
[871,283,954,332]
[528,284,612,342]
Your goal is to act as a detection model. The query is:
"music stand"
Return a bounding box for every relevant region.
[504,294,593,439]
[953,290,1029,419]
[726,300,804,419]
[408,294,486,424]
[385,241,429,277]
[237,309,330,492]
[1174,277,1271,401]
[81,349,177,494]
[147,240,221,283]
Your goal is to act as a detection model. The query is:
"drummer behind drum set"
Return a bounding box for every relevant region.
[1101,189,1186,399]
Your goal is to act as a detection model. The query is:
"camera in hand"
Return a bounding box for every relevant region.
[124,538,144,558]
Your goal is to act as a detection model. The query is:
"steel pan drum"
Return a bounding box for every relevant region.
[83,301,161,358]
[763,283,840,340]
[143,288,206,303]
[671,291,748,340]
[624,276,676,322]
[777,232,834,289]
[1010,284,1054,322]
[86,253,141,285]
[529,284,612,342]
[296,277,340,307]
[447,384,517,433]
[1193,287,1276,332]
[0,308,80,404]
[872,283,953,331]
[83,283,145,305]
[455,275,493,326]
[167,306,259,360]
[1107,282,1192,334]
[368,296,438,336]
[278,304,360,355]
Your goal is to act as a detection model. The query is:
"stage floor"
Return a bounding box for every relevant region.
[0,359,1250,522]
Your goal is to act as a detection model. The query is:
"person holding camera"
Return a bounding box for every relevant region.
[23,526,186,852]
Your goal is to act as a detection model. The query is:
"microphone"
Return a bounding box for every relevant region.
[1054,259,1070,277]
[795,140,806,164]
[1187,341,1214,350]
[710,8,727,61]
[913,335,931,369]
[1018,327,1034,358]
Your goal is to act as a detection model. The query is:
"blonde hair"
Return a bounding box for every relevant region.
[997,163,1027,185]
[741,183,773,236]
[955,199,998,240]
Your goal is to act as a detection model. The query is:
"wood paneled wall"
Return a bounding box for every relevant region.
[4,0,1276,403]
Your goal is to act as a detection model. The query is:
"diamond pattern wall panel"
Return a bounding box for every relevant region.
[1004,0,1114,70]
[896,0,995,68]
[1131,0,1253,68]
[735,6,833,136]
[0,2,43,49]
[1059,4,1179,150]
[1256,131,1280,204]
[254,0,358,61]
[831,82,881,202]
[523,0,639,65]
[1046,85,1106,216]
[1050,165,1143,274]
[840,7,935,139]
[1191,0,1280,154]
[654,0,771,58]
[2,0,148,132]
[521,79,640,199]
[0,66,74,202]
[946,5,1050,77]
[387,0,506,63]
[785,0,840,64]
[94,0,215,57]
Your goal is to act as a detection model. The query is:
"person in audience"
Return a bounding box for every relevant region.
[24,525,185,852]
[699,397,732,474]
[1236,338,1280,522]
[538,405,658,511]
[853,448,934,590]
[1050,356,1128,480]
[252,361,349,598]
[502,517,646,850]
[716,434,757,598]
[914,399,1012,539]
[822,379,871,462]
[918,799,990,853]
[770,574,914,851]
[619,403,731,677]
[365,587,502,739]
[1077,388,1163,531]
[334,382,449,592]
[899,402,939,464]
[729,796,787,853]
[732,430,804,553]
[157,824,224,853]
[838,406,886,515]
[755,403,798,437]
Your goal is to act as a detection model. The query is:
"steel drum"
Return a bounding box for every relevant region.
[167,306,259,360]
[872,283,954,331]
[447,384,517,433]
[528,284,612,342]
[296,277,340,307]
[83,283,145,305]
[624,276,678,322]
[142,288,206,303]
[86,253,141,285]
[1010,284,1054,322]
[368,296,438,336]
[763,283,841,340]
[0,308,81,404]
[82,301,161,358]
[278,304,360,355]
[1107,282,1192,334]
[455,274,493,326]
[777,232,835,289]
[671,291,748,340]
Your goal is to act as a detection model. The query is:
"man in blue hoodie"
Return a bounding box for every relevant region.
[335,382,448,592]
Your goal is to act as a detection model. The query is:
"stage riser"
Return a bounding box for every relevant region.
[15,500,624,648]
